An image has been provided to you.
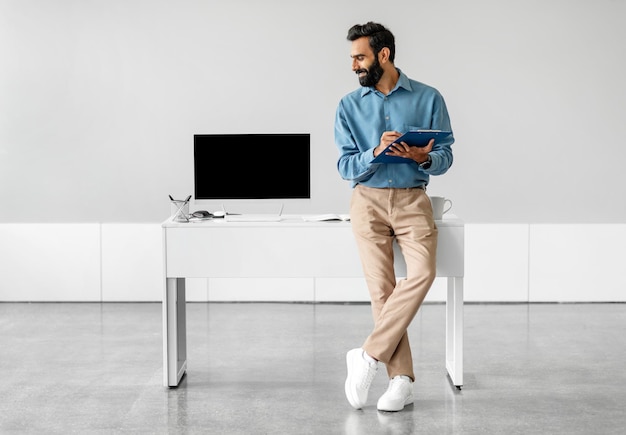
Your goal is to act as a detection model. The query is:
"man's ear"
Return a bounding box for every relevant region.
[378,47,391,64]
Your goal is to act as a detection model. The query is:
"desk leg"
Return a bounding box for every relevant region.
[163,277,187,387]
[446,277,464,388]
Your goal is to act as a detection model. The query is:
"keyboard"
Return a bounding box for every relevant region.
[224,214,282,222]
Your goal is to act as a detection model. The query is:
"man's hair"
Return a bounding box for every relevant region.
[346,22,395,63]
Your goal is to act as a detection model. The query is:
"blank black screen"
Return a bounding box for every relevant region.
[194,134,311,200]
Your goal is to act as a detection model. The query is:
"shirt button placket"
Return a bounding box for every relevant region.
[383,96,392,130]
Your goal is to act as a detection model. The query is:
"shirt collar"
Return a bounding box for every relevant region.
[360,68,412,97]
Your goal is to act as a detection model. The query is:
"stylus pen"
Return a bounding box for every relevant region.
[169,194,174,201]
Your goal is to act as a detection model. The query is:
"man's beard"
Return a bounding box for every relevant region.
[357,57,384,87]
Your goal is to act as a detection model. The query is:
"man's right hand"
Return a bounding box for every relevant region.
[373,131,402,157]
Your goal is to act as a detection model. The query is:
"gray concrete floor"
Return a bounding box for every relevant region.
[1,302,625,434]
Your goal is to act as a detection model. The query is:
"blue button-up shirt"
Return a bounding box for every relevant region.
[334,69,454,188]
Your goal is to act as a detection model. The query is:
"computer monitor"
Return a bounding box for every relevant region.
[193,133,311,213]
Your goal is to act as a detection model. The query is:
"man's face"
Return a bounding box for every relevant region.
[350,37,383,87]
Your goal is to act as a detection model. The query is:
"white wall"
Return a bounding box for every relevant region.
[1,1,625,301]
[1,0,625,223]
[1,222,624,303]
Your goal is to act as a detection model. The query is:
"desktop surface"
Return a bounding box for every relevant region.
[162,214,463,228]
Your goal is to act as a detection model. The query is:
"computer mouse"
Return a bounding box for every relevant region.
[191,210,212,218]
[212,210,226,218]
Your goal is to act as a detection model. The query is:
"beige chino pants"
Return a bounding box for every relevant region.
[350,184,438,381]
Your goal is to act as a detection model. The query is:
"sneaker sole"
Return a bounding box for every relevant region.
[345,351,364,409]
[377,394,414,412]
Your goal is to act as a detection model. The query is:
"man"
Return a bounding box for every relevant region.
[334,22,454,412]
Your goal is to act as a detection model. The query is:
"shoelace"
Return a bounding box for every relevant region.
[358,362,377,389]
[386,376,409,393]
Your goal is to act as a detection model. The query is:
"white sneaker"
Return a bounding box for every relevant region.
[345,348,378,409]
[376,375,414,412]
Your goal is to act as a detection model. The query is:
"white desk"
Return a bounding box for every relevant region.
[162,215,464,388]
